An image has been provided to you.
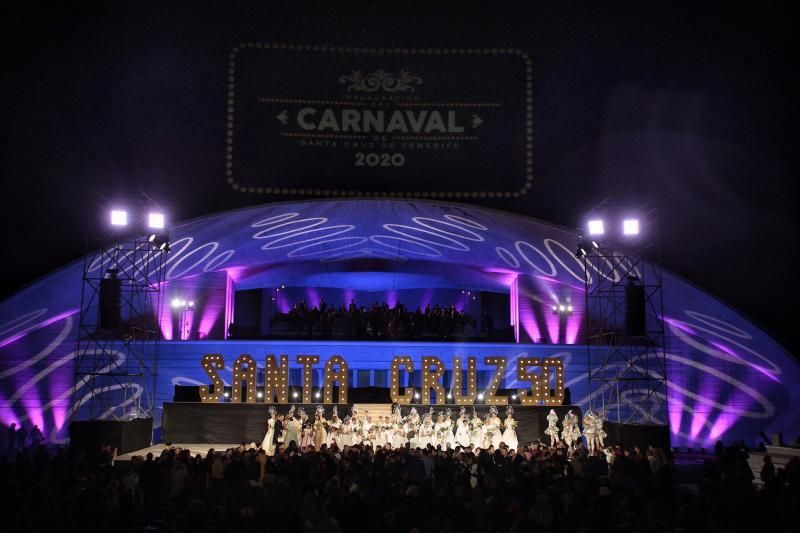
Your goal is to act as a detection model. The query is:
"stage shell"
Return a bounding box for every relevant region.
[1,198,797,448]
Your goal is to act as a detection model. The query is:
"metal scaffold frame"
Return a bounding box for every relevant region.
[582,228,668,426]
[71,231,167,422]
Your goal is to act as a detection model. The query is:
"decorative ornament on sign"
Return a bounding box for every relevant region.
[339,69,423,93]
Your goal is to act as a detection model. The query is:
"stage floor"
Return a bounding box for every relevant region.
[117,443,243,462]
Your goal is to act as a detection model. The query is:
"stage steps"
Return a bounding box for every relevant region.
[351,403,393,419]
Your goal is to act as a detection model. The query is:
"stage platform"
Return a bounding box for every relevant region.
[116,442,242,462]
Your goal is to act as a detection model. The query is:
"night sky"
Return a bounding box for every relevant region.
[1,2,795,354]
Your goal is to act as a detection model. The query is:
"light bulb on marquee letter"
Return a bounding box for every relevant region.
[199,354,225,403]
[451,356,477,405]
[324,355,348,404]
[231,354,257,403]
[264,354,289,404]
[541,358,565,406]
[483,357,508,405]
[390,356,414,404]
[517,357,543,405]
[421,356,445,405]
[297,355,320,404]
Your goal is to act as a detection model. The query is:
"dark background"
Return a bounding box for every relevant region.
[1,2,795,354]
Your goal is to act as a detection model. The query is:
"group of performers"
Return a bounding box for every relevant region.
[260,405,607,456]
[259,404,519,455]
[543,408,607,452]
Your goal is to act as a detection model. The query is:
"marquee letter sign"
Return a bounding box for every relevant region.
[390,355,414,405]
[451,356,477,405]
[324,355,348,404]
[197,353,564,405]
[264,354,289,404]
[231,354,257,403]
[199,354,225,403]
[296,355,320,404]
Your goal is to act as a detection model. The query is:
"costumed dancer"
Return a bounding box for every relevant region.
[380,416,393,447]
[299,408,314,450]
[407,407,420,448]
[594,410,607,448]
[445,408,457,449]
[313,405,327,449]
[260,406,278,456]
[434,412,448,449]
[544,408,560,447]
[485,406,503,449]
[326,406,342,448]
[455,406,472,448]
[392,405,406,449]
[561,410,579,449]
[340,415,353,447]
[284,405,298,447]
[502,405,519,451]
[419,409,434,448]
[582,410,596,453]
[469,407,484,449]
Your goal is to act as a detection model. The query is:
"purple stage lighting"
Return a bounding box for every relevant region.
[623,219,640,235]
[587,219,604,235]
[148,212,165,229]
[110,210,128,227]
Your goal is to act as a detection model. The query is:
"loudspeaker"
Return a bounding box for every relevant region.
[99,277,121,329]
[625,284,646,336]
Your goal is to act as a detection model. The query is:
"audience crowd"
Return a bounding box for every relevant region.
[266,300,478,340]
[2,434,798,532]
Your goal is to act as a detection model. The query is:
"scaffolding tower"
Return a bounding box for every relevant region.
[71,230,167,422]
[582,234,667,426]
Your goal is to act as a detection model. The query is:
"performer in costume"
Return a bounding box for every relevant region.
[485,406,503,449]
[392,405,406,449]
[582,410,597,453]
[544,408,560,447]
[502,405,519,451]
[298,408,314,450]
[444,408,457,449]
[284,405,298,447]
[407,407,420,448]
[455,406,472,448]
[561,410,580,449]
[380,416,393,447]
[313,406,327,449]
[326,406,342,448]
[594,410,607,448]
[418,410,433,448]
[260,406,278,455]
[433,412,447,449]
[469,407,484,449]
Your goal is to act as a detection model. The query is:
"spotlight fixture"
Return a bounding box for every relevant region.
[587,219,604,236]
[147,212,165,229]
[414,392,421,400]
[477,393,485,401]
[110,209,128,227]
[223,391,230,398]
[256,391,264,399]
[623,218,640,236]
[552,302,574,316]
[314,391,321,399]
[292,391,299,399]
